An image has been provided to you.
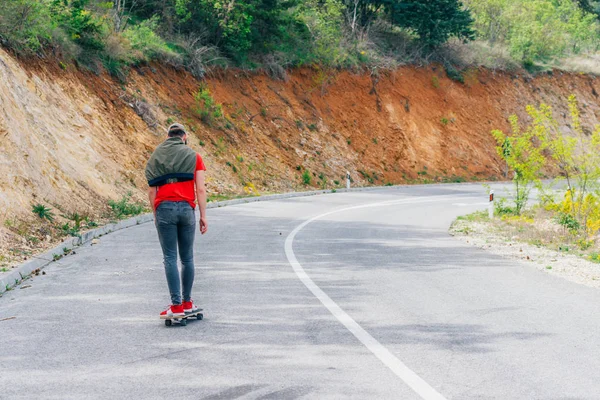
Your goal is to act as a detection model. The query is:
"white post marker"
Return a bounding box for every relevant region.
[489,190,494,219]
[346,171,351,189]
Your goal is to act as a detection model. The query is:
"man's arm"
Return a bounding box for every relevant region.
[195,170,208,234]
[148,186,157,218]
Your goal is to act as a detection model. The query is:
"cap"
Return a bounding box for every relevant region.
[168,123,186,135]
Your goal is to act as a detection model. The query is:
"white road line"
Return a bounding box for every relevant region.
[285,196,461,400]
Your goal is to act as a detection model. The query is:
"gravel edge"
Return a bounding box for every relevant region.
[450,219,600,288]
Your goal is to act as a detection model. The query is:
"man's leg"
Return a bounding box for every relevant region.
[156,203,182,305]
[177,203,196,303]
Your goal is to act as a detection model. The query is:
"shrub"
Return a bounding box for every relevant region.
[302,170,312,185]
[0,0,55,53]
[194,85,223,126]
[122,16,180,63]
[32,204,54,222]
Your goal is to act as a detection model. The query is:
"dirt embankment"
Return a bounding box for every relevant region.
[1,47,600,247]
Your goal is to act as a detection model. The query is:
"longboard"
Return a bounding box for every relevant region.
[160,309,203,326]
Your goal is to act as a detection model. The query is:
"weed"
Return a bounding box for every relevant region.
[53,254,62,262]
[589,253,600,263]
[295,120,304,129]
[546,265,553,270]
[213,137,227,156]
[558,245,570,252]
[333,180,340,185]
[260,107,267,117]
[60,223,80,237]
[494,197,516,217]
[32,204,54,222]
[358,170,374,184]
[577,238,594,250]
[296,165,302,171]
[194,85,223,126]
[199,140,205,147]
[302,170,312,185]
[166,117,174,125]
[307,123,317,132]
[432,76,440,88]
[456,210,489,222]
[108,194,145,219]
[64,212,85,231]
[237,155,244,163]
[554,212,580,234]
[441,117,449,126]
[347,138,351,145]
[372,138,378,145]
[445,64,464,83]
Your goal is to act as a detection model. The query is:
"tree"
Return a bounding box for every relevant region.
[387,0,475,48]
[492,113,547,215]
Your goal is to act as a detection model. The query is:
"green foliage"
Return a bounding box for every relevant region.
[554,212,581,233]
[60,222,80,237]
[388,0,475,48]
[302,169,312,185]
[0,1,56,52]
[123,16,179,62]
[32,204,54,222]
[492,107,547,215]
[108,193,145,219]
[194,85,223,125]
[464,0,600,62]
[64,212,85,231]
[445,64,464,83]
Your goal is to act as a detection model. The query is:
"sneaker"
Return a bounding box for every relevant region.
[160,304,185,318]
[182,300,199,313]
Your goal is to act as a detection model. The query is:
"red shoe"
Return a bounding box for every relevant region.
[182,300,199,313]
[160,304,184,318]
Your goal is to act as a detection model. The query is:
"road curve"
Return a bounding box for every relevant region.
[1,183,599,399]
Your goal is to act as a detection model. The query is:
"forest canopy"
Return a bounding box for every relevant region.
[0,0,598,77]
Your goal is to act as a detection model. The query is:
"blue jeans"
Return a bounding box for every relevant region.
[155,201,196,305]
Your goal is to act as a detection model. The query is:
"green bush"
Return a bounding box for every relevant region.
[302,169,312,185]
[194,86,223,126]
[122,16,180,63]
[108,194,145,219]
[0,0,55,52]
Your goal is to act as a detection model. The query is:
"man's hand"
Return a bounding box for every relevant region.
[200,217,208,235]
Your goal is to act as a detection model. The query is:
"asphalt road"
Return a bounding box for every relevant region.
[1,183,599,399]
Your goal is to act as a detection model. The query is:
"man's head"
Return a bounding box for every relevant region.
[167,123,188,144]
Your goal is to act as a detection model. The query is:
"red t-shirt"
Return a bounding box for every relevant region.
[154,153,206,210]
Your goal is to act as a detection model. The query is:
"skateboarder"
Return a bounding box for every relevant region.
[145,123,208,318]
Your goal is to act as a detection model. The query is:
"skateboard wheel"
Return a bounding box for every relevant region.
[197,313,203,320]
[180,318,188,326]
[165,320,172,327]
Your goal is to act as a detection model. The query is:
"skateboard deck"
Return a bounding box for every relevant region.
[160,309,203,326]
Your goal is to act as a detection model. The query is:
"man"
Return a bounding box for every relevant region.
[145,123,208,318]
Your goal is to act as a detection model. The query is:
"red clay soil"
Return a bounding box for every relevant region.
[2,49,600,220]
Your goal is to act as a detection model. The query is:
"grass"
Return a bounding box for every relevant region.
[453,205,600,263]
[207,193,258,203]
[108,193,146,219]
